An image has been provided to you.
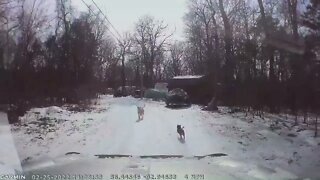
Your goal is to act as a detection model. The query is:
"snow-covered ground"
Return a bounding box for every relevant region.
[0,112,22,174]
[3,95,320,179]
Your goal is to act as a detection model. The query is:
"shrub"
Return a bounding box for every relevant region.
[144,89,167,101]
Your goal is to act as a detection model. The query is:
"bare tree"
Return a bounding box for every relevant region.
[133,15,172,87]
[55,0,72,36]
[118,33,132,89]
[218,0,238,105]
[15,0,48,70]
[0,0,22,69]
[169,41,185,77]
[55,0,72,75]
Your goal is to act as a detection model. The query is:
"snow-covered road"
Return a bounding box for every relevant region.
[31,96,228,157]
[8,96,220,159]
[91,97,228,156]
[3,95,320,179]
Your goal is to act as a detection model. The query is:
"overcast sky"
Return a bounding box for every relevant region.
[72,0,188,40]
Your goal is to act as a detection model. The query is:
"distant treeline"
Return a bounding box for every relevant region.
[0,0,319,116]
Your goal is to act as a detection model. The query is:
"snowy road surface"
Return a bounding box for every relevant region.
[2,95,320,179]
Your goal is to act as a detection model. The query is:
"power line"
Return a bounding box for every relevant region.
[80,0,96,16]
[79,0,121,43]
[90,0,122,39]
[80,0,117,39]
[88,0,144,91]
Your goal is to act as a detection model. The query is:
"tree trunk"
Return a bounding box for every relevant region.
[303,111,307,124]
[209,6,220,102]
[218,0,234,105]
[288,0,301,120]
[288,0,299,39]
[257,0,268,34]
[218,0,233,72]
[121,53,126,89]
[257,0,277,112]
[315,115,318,137]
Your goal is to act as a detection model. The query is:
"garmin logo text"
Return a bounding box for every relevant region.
[0,174,26,180]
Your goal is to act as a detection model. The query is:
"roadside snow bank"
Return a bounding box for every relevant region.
[0,112,22,173]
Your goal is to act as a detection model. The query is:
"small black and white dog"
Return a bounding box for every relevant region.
[177,125,185,139]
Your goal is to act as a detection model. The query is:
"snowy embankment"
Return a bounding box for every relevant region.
[6,95,320,179]
[0,112,22,174]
